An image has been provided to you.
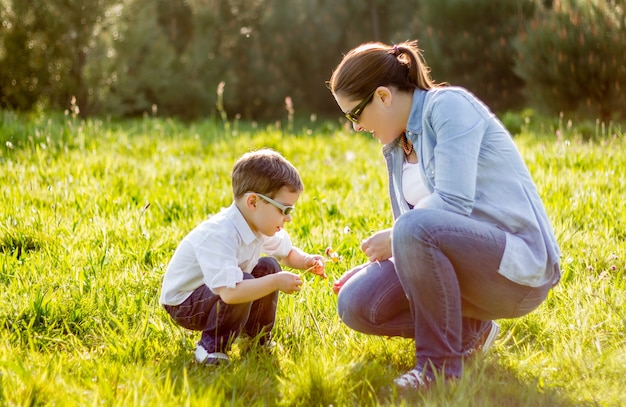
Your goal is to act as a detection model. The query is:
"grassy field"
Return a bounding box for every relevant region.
[0,110,625,406]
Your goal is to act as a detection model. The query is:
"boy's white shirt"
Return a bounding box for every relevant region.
[159,203,293,306]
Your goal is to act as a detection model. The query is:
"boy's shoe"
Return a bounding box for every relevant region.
[194,344,229,365]
[393,368,433,391]
[238,333,276,352]
[468,321,500,355]
[263,340,277,350]
[258,333,277,350]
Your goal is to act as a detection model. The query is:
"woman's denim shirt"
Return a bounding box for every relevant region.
[383,87,560,287]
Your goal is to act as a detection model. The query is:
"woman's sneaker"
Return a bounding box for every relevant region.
[467,321,500,356]
[194,344,229,365]
[393,368,433,390]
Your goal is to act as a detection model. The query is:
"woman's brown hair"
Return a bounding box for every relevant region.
[328,40,443,101]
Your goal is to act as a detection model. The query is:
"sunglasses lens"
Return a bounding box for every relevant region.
[283,207,294,216]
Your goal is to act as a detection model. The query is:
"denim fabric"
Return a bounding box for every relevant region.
[160,203,293,306]
[383,87,560,288]
[337,209,554,379]
[164,257,280,353]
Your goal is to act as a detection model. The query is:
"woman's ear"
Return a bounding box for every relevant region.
[376,86,393,107]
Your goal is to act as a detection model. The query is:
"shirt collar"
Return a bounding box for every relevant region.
[406,88,427,136]
[227,202,259,245]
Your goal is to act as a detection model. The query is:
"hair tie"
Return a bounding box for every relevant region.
[392,45,400,57]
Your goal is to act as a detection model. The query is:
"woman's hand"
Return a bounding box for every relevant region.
[332,262,369,295]
[361,229,392,262]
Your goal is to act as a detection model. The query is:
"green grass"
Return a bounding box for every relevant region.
[0,109,625,406]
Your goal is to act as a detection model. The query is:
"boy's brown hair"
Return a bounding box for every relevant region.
[231,149,303,199]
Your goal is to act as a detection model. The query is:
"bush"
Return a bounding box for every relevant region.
[4,0,624,123]
[0,0,115,114]
[0,0,429,120]
[514,0,626,121]
[84,0,211,119]
[416,0,536,113]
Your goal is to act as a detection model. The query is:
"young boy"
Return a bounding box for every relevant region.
[160,149,325,365]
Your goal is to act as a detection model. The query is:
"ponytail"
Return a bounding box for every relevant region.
[328,40,443,100]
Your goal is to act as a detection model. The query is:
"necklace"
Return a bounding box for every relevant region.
[400,133,414,156]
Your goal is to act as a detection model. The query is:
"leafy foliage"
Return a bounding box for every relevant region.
[0,0,116,113]
[515,0,626,120]
[1,0,625,121]
[416,0,536,113]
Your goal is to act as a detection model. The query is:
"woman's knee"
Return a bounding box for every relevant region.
[393,209,433,244]
[338,280,399,334]
[336,284,362,327]
[336,275,377,331]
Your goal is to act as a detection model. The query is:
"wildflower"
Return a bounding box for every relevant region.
[325,247,341,262]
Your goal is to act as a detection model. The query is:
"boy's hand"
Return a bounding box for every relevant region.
[275,271,303,294]
[304,255,326,278]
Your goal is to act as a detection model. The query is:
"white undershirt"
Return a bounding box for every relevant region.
[402,159,430,207]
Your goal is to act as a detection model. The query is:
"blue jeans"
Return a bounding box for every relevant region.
[164,257,280,353]
[337,209,554,379]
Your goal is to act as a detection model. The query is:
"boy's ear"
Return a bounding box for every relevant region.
[245,193,258,210]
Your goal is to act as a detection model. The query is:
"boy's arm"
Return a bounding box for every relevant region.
[281,247,326,278]
[215,271,302,304]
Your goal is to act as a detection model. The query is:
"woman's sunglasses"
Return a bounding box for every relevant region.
[344,90,376,123]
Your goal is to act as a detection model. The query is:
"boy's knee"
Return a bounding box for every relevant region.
[251,257,281,278]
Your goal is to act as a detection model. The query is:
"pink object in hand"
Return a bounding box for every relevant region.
[332,280,345,295]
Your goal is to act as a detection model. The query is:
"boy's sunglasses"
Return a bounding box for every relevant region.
[344,90,376,123]
[254,192,295,215]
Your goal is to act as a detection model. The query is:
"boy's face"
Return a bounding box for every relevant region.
[248,187,300,236]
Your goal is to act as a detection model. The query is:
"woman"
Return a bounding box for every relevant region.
[327,40,560,390]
